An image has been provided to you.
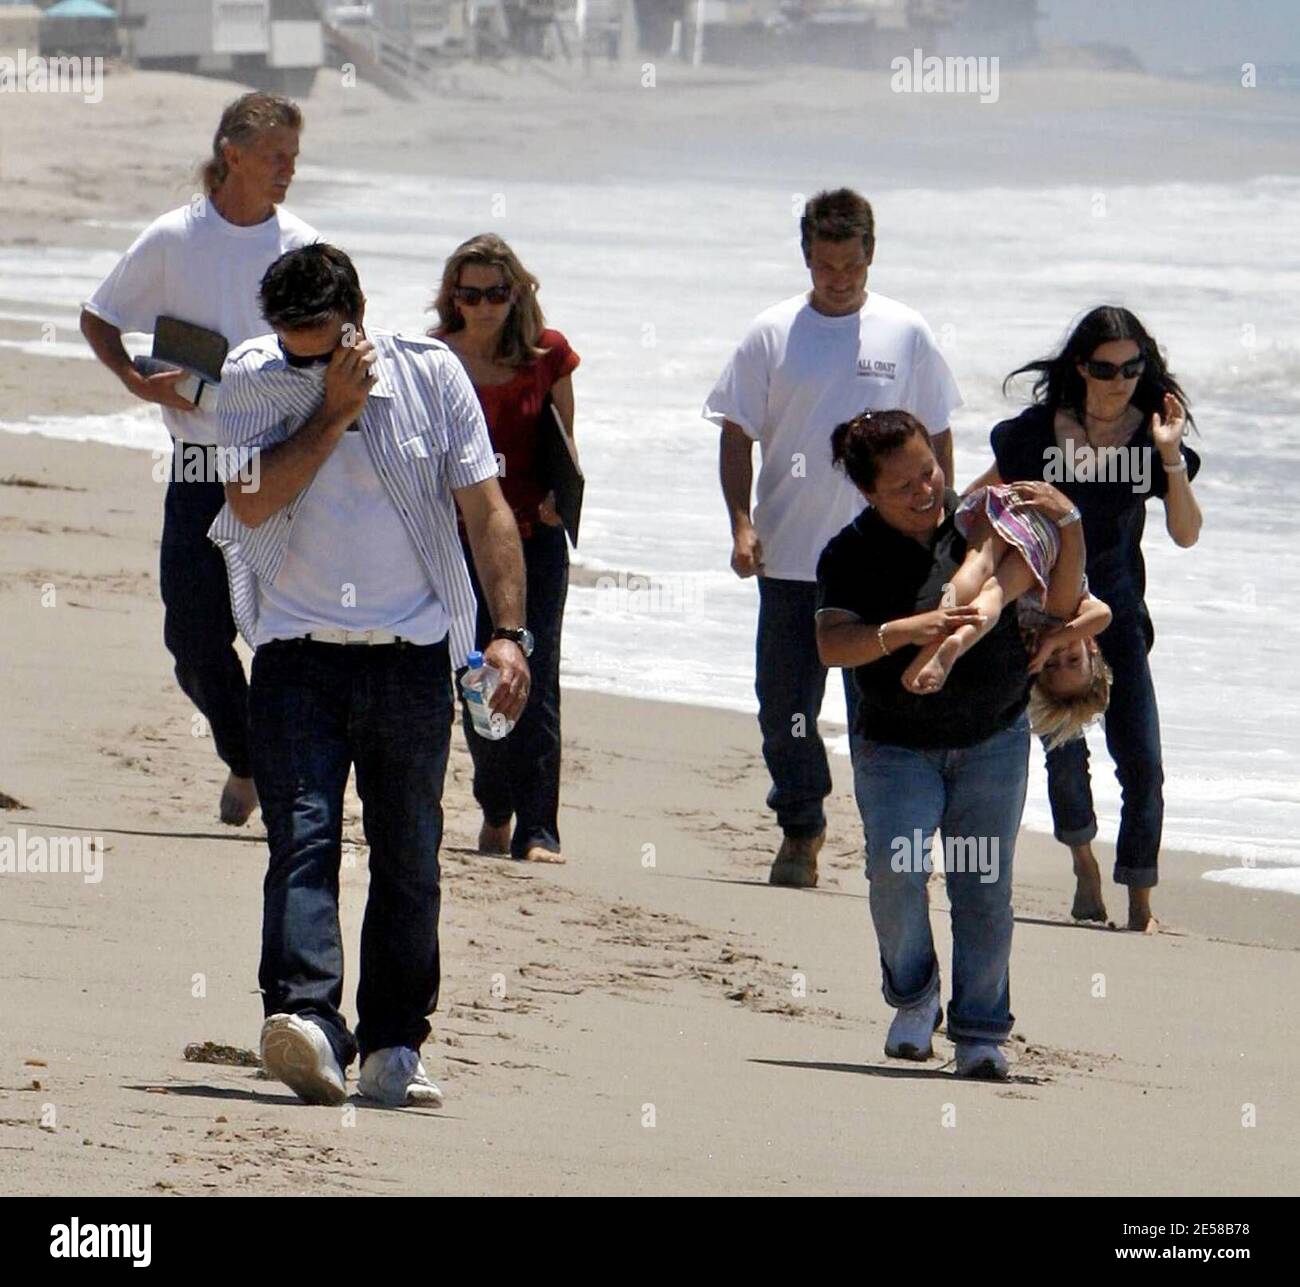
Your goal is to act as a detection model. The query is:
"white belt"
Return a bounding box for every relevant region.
[304,628,404,646]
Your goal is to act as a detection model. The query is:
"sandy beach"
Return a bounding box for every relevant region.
[1,428,1295,1195]
[2,60,1297,1197]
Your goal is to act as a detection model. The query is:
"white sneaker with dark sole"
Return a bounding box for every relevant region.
[885,995,943,1060]
[954,1041,1010,1080]
[359,1046,444,1108]
[260,1014,348,1106]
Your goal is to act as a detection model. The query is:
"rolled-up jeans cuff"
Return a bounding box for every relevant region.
[880,954,940,1011]
[1054,821,1097,846]
[947,1014,1015,1045]
[1113,865,1158,890]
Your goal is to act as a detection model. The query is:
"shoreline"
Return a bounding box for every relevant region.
[0,423,1289,885]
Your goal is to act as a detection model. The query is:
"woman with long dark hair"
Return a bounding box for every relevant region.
[971,305,1202,931]
[430,233,579,864]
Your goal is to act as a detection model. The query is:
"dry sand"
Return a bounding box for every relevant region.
[1,60,1296,1196]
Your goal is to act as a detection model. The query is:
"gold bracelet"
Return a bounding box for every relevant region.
[877,623,890,656]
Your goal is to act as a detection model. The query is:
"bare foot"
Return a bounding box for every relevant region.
[219,773,258,827]
[1070,851,1108,922]
[1127,889,1159,933]
[903,634,962,695]
[523,845,565,865]
[478,820,511,855]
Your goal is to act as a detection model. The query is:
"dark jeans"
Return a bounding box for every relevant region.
[459,522,568,858]
[250,636,453,1068]
[756,576,860,839]
[1045,603,1162,888]
[160,458,252,778]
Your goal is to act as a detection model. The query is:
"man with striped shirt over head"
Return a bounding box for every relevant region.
[210,244,530,1109]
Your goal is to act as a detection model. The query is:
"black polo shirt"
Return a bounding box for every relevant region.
[815,490,1030,749]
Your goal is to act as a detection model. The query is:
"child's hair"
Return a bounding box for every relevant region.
[1029,652,1114,750]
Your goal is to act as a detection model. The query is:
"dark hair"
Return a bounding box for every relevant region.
[830,409,929,491]
[800,188,875,265]
[1004,305,1196,429]
[260,244,363,330]
[200,91,302,196]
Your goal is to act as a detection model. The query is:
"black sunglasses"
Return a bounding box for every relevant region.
[278,338,333,368]
[1084,356,1146,381]
[453,285,512,306]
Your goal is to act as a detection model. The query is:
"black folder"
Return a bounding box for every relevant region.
[539,397,584,546]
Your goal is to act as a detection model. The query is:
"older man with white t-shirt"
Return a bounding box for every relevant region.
[80,92,316,828]
[703,188,962,888]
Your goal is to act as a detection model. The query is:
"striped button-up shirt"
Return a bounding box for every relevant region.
[208,329,499,665]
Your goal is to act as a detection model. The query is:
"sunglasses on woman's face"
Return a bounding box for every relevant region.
[453,285,512,307]
[1084,356,1145,381]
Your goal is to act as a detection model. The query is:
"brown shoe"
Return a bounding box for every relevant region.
[769,831,824,889]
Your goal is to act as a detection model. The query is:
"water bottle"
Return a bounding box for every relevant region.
[460,650,514,740]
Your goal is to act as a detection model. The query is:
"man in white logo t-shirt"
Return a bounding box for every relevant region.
[703,188,962,888]
[80,93,317,828]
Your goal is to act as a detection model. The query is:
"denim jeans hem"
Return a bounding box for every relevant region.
[1112,864,1158,890]
[947,1016,1014,1046]
[358,1023,430,1065]
[880,955,940,1011]
[1055,821,1098,846]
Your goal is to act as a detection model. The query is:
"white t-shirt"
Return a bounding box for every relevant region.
[254,431,449,647]
[702,290,962,582]
[84,201,317,447]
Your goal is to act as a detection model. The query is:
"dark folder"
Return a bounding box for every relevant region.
[539,397,584,546]
[152,315,229,382]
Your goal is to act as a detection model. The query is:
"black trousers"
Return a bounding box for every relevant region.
[460,522,568,857]
[159,455,251,777]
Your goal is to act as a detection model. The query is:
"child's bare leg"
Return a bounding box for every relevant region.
[947,512,1000,604]
[900,517,1005,694]
[904,575,1004,693]
[990,541,1040,605]
[904,544,1050,694]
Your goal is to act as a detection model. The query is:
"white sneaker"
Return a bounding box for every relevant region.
[358,1046,444,1108]
[885,995,942,1060]
[954,1041,1010,1080]
[260,1013,348,1106]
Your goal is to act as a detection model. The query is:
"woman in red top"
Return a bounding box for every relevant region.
[431,233,579,864]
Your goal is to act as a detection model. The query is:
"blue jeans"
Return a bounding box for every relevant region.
[160,460,251,777]
[1044,603,1162,888]
[459,522,568,857]
[249,637,453,1069]
[852,715,1029,1045]
[756,577,860,838]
